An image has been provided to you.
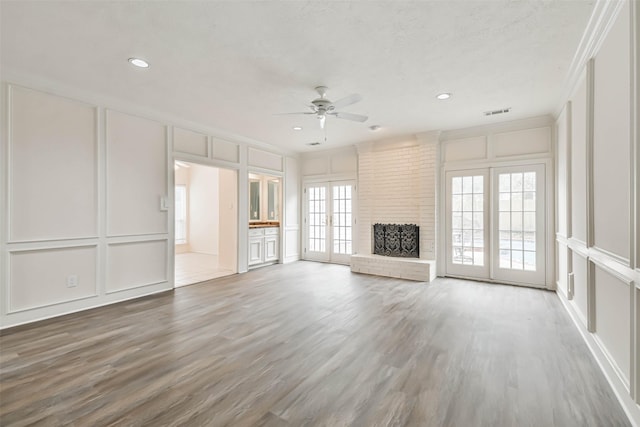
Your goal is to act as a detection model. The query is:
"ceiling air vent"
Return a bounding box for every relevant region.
[484,107,511,116]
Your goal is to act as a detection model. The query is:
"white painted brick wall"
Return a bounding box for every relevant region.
[357,141,437,260]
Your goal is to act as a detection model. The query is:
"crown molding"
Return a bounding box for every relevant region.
[554,0,627,117]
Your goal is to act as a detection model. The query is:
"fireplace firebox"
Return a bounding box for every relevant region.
[372,224,419,258]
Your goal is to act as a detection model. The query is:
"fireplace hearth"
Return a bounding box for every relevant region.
[373,224,419,258]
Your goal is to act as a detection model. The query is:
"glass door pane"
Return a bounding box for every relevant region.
[306,184,328,261]
[330,182,355,264]
[492,165,545,286]
[446,169,489,279]
[304,181,356,264]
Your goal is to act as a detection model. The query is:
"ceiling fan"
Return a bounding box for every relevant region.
[279,86,368,129]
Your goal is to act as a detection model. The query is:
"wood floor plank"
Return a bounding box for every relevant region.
[0,261,631,426]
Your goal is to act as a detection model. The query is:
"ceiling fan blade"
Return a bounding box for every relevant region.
[273,112,316,116]
[330,93,362,110]
[329,111,368,122]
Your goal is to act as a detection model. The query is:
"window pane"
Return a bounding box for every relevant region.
[523,192,536,211]
[524,251,536,271]
[453,247,463,264]
[511,193,523,211]
[512,250,524,269]
[523,232,536,251]
[473,212,483,229]
[452,213,462,229]
[473,176,483,193]
[499,174,510,192]
[511,232,523,250]
[511,212,523,231]
[499,231,510,249]
[452,177,462,194]
[463,176,473,193]
[473,249,484,266]
[473,229,484,248]
[499,193,510,211]
[473,194,483,211]
[463,213,473,229]
[500,250,511,268]
[452,195,462,212]
[524,172,536,191]
[511,173,523,192]
[523,212,536,231]
[499,212,511,230]
[462,194,473,211]
[452,230,462,246]
[463,230,472,247]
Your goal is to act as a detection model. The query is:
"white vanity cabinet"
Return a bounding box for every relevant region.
[248,227,279,267]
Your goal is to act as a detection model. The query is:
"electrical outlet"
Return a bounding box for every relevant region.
[66,274,78,288]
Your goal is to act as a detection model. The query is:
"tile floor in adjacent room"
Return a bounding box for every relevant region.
[174,252,234,287]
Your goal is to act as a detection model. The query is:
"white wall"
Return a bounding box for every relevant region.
[1,84,172,328]
[218,168,238,272]
[284,156,301,263]
[188,164,219,255]
[555,1,639,423]
[1,81,297,328]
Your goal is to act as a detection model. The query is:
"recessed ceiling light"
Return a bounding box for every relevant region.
[292,126,303,131]
[128,57,149,68]
[436,93,451,100]
[369,125,381,131]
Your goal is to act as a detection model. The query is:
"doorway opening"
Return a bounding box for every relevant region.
[174,160,238,287]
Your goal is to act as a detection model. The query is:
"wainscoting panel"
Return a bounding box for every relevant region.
[571,252,589,327]
[173,127,208,157]
[8,246,97,312]
[594,265,632,386]
[248,147,282,172]
[443,136,487,162]
[592,0,631,263]
[106,110,168,236]
[212,138,239,164]
[284,228,300,263]
[570,75,588,244]
[8,85,97,242]
[106,240,168,293]
[557,240,569,298]
[492,127,551,158]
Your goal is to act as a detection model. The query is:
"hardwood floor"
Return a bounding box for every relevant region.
[0,261,630,426]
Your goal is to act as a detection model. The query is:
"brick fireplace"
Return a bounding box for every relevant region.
[350,133,438,282]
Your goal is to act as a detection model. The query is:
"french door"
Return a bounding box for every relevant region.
[445,164,546,287]
[304,181,356,265]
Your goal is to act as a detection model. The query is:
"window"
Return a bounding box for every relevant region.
[175,185,187,244]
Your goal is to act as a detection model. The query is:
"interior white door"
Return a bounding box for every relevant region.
[445,164,546,287]
[304,181,356,264]
[492,164,546,286]
[445,169,490,279]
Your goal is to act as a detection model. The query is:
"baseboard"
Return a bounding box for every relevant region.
[557,291,640,427]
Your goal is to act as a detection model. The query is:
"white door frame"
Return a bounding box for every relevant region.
[440,159,554,289]
[302,180,357,265]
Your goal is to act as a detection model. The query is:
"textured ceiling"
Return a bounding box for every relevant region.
[0,1,595,153]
